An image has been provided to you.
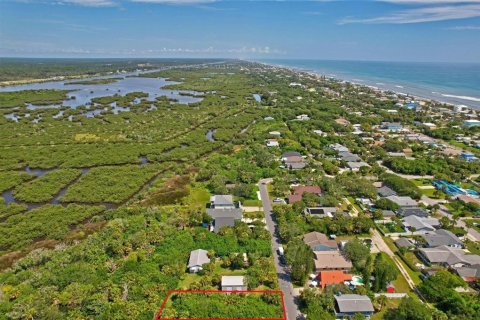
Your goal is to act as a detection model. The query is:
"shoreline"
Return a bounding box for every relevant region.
[254,60,480,111]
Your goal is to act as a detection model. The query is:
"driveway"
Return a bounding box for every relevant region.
[258,178,300,320]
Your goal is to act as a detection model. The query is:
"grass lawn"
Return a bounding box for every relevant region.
[346,197,363,213]
[411,178,432,187]
[186,186,210,206]
[420,188,444,199]
[243,199,263,207]
[466,240,480,255]
[371,298,402,320]
[382,237,422,286]
[178,261,246,290]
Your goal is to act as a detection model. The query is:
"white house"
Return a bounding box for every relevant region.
[187,249,210,273]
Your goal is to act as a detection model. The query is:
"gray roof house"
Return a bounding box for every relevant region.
[422,229,464,248]
[221,276,247,291]
[338,151,362,163]
[418,246,480,268]
[304,207,337,218]
[403,215,439,233]
[455,264,480,282]
[377,186,397,197]
[206,194,243,233]
[395,238,414,250]
[396,207,428,218]
[386,196,417,207]
[187,249,210,273]
[334,294,374,319]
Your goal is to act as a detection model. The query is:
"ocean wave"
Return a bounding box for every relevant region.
[441,93,480,102]
[376,82,385,86]
[395,85,404,89]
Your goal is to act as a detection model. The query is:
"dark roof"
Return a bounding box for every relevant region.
[334,294,374,313]
[214,217,236,233]
[377,186,397,197]
[282,151,301,158]
[395,238,413,249]
[423,229,463,248]
[397,207,428,218]
[206,208,243,220]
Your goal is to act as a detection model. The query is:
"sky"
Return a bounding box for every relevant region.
[1,0,480,62]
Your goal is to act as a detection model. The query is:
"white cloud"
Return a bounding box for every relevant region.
[61,0,117,6]
[131,0,217,4]
[446,25,480,30]
[339,4,480,24]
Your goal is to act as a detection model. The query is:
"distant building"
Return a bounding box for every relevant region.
[264,116,274,121]
[377,186,397,198]
[281,151,306,170]
[460,152,478,162]
[455,264,480,283]
[395,238,414,250]
[221,276,247,291]
[403,215,439,233]
[381,122,403,132]
[266,139,279,147]
[187,249,210,273]
[334,294,374,319]
[346,161,369,171]
[464,119,480,128]
[296,114,310,121]
[269,131,281,137]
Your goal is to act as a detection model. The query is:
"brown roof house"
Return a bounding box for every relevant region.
[288,185,321,204]
[303,232,337,251]
[314,251,353,272]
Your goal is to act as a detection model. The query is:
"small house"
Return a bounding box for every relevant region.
[221,276,247,291]
[334,294,374,319]
[187,249,210,273]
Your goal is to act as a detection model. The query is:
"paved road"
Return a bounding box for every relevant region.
[258,179,300,320]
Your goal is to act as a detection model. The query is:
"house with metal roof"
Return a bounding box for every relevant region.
[403,215,439,233]
[396,207,428,218]
[418,245,480,268]
[221,276,247,291]
[377,186,397,198]
[386,196,417,208]
[206,194,243,233]
[422,229,464,248]
[334,294,374,319]
[187,249,210,273]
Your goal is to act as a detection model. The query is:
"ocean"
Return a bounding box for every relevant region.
[258,59,480,109]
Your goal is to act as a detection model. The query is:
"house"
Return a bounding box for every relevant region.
[330,143,349,153]
[397,207,428,218]
[269,131,281,137]
[381,122,403,132]
[296,114,310,121]
[386,196,417,208]
[221,276,247,291]
[266,139,279,147]
[403,215,439,233]
[347,162,369,171]
[281,151,306,170]
[187,249,210,273]
[304,207,337,218]
[288,185,321,204]
[464,119,480,128]
[314,251,352,271]
[206,195,243,233]
[334,294,374,319]
[338,151,361,162]
[395,238,414,250]
[422,229,464,248]
[335,118,350,126]
[418,246,480,268]
[455,264,480,283]
[377,186,397,197]
[318,271,352,289]
[460,152,478,162]
[304,232,338,251]
[264,116,274,121]
[456,195,480,206]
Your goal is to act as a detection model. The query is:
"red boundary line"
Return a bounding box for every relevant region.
[155,290,287,320]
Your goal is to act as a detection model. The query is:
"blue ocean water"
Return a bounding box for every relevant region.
[258,59,480,109]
